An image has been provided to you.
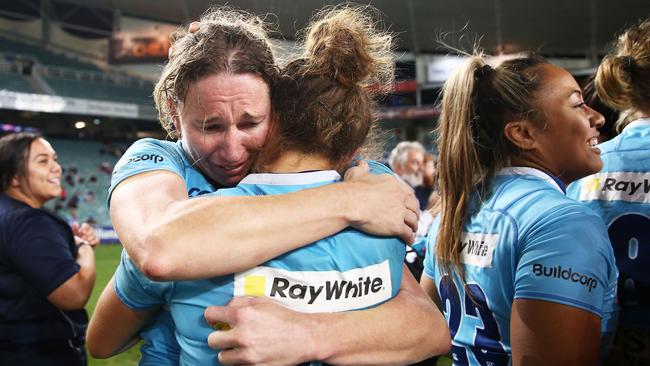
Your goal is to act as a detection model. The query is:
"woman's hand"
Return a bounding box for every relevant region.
[72,222,100,249]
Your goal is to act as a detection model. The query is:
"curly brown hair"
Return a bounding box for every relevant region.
[153,7,280,139]
[258,5,395,172]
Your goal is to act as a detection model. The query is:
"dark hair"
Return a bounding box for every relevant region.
[435,54,549,279]
[0,132,41,193]
[154,6,280,138]
[258,5,395,171]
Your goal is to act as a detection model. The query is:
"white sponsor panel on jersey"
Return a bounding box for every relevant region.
[580,172,650,203]
[460,232,498,268]
[233,261,392,313]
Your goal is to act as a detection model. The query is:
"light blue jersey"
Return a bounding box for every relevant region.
[424,167,618,366]
[568,118,650,322]
[114,168,406,366]
[109,138,218,365]
[568,118,650,362]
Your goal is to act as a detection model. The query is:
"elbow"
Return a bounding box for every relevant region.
[139,231,176,281]
[434,327,452,356]
[58,296,88,311]
[418,306,451,359]
[87,338,112,359]
[428,310,451,357]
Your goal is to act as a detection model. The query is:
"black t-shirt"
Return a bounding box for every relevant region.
[0,193,88,347]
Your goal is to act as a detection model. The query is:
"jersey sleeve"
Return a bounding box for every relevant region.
[514,205,616,317]
[108,138,186,206]
[366,160,394,175]
[7,210,80,296]
[113,249,173,309]
[422,216,441,280]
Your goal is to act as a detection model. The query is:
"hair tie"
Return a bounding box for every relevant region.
[476,64,493,79]
[620,56,635,72]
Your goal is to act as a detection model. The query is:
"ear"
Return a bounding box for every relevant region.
[503,120,539,150]
[9,175,20,188]
[167,98,182,134]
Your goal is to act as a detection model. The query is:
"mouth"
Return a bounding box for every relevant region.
[587,136,600,153]
[47,178,61,185]
[217,161,248,176]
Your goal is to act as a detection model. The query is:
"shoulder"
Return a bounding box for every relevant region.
[110,138,189,197]
[5,206,65,234]
[114,138,184,171]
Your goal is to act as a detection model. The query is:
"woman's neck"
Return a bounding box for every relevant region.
[265,150,334,173]
[508,157,569,185]
[5,187,42,208]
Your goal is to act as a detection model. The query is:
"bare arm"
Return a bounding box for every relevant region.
[111,162,419,280]
[420,275,442,309]
[86,276,157,358]
[511,299,600,366]
[205,266,451,365]
[47,243,96,310]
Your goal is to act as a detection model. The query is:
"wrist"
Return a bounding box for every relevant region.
[337,181,362,227]
[302,312,335,362]
[76,240,92,250]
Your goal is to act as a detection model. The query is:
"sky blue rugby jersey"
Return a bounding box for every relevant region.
[568,118,650,327]
[109,138,218,365]
[113,163,406,365]
[424,167,617,366]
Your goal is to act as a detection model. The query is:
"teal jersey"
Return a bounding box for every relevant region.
[568,118,650,327]
[114,167,406,366]
[424,167,618,366]
[109,138,218,365]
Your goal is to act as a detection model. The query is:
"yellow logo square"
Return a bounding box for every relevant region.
[244,275,266,297]
[584,177,601,192]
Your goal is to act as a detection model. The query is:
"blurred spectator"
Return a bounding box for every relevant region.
[99,161,112,174]
[388,141,425,190]
[416,152,438,211]
[388,141,431,280]
[0,132,99,365]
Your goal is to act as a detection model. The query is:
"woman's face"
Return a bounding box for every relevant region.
[529,64,605,184]
[176,73,272,187]
[17,138,62,207]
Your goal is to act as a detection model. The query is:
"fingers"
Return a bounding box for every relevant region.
[343,159,370,181]
[78,223,100,247]
[404,208,419,234]
[405,193,420,217]
[205,305,237,329]
[217,347,252,366]
[208,328,240,351]
[70,222,80,235]
[398,224,416,244]
[188,21,200,33]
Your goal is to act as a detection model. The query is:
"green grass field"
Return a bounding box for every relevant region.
[86,244,452,366]
[86,245,141,366]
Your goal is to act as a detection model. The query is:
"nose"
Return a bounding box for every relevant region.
[221,129,247,163]
[52,160,62,175]
[588,106,605,129]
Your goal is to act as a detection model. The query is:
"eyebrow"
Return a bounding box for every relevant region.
[192,113,264,125]
[569,90,583,98]
[32,153,53,160]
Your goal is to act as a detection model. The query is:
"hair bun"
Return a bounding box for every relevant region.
[301,6,394,90]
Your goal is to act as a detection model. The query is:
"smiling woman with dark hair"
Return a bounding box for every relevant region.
[0,132,99,365]
[421,54,618,365]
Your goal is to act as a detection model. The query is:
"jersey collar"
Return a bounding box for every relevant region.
[239,170,341,185]
[497,166,566,194]
[623,117,650,132]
